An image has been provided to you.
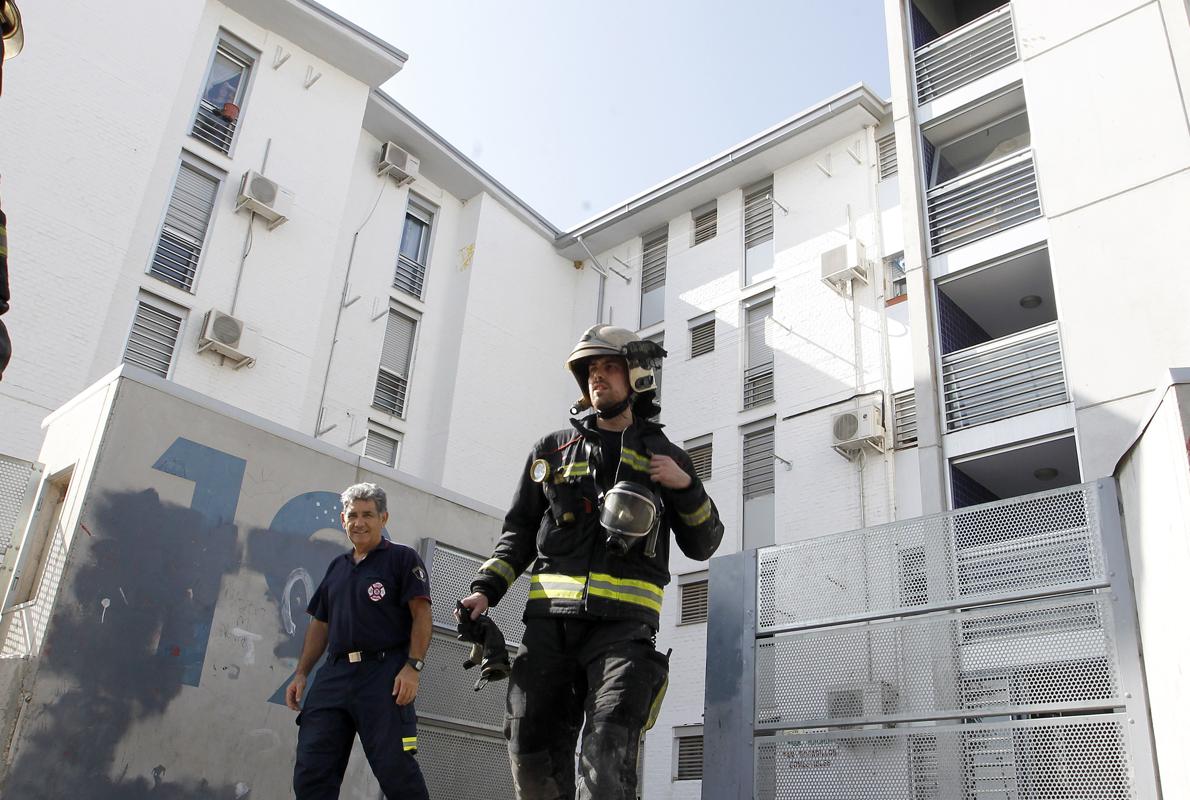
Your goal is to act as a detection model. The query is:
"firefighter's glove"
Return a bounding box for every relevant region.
[455,601,511,691]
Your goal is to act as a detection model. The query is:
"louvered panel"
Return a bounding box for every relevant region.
[151,164,218,291]
[693,207,717,245]
[877,133,898,180]
[124,301,182,378]
[641,229,667,293]
[743,427,775,499]
[380,310,416,376]
[690,320,715,357]
[893,388,918,448]
[680,580,709,624]
[363,430,398,467]
[687,443,712,482]
[743,182,774,248]
[675,735,704,780]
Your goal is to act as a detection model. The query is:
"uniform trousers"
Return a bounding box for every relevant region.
[506,617,669,800]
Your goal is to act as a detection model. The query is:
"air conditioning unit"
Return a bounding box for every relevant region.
[821,239,868,289]
[378,141,420,185]
[826,682,899,722]
[198,309,254,368]
[831,404,885,457]
[236,170,293,230]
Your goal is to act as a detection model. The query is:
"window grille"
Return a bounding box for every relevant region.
[674,734,703,780]
[374,310,416,416]
[640,227,667,328]
[394,198,434,299]
[877,133,898,180]
[687,441,712,483]
[123,299,183,378]
[191,40,252,154]
[150,162,218,291]
[363,428,399,467]
[692,202,717,246]
[744,300,774,408]
[679,580,709,624]
[743,180,774,249]
[689,319,714,358]
[742,426,775,499]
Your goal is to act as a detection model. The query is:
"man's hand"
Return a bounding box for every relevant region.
[285,673,308,711]
[649,454,692,490]
[393,665,420,706]
[458,592,490,621]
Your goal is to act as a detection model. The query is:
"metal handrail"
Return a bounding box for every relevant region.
[927,151,1041,254]
[915,4,1017,103]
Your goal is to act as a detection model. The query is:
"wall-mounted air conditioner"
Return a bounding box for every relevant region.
[826,681,899,722]
[821,239,868,289]
[831,404,885,458]
[378,141,420,186]
[198,309,254,368]
[236,170,293,230]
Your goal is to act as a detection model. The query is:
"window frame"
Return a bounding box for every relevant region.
[684,434,713,483]
[672,725,705,781]
[123,291,187,379]
[691,200,717,246]
[146,154,224,294]
[639,226,668,329]
[742,291,776,410]
[189,31,257,156]
[372,305,420,419]
[688,312,715,359]
[677,570,710,626]
[393,195,437,301]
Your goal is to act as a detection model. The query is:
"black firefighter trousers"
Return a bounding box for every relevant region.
[506,617,669,800]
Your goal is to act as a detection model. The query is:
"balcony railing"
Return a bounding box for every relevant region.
[915,4,1018,104]
[926,149,1041,255]
[942,321,1067,431]
[191,99,238,154]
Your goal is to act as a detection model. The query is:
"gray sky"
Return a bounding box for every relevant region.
[322,1,892,229]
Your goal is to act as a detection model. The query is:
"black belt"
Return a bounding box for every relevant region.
[333,649,389,664]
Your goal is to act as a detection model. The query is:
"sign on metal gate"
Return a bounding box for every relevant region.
[704,481,1160,799]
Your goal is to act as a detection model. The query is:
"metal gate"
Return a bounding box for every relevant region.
[704,480,1161,799]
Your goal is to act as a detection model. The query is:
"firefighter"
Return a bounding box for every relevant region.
[459,325,725,799]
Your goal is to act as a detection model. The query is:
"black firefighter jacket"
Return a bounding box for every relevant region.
[472,415,725,630]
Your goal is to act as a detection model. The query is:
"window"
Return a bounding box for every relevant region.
[123,295,184,378]
[742,178,774,284]
[679,579,709,624]
[742,422,775,550]
[150,160,220,291]
[191,35,254,154]
[394,197,435,299]
[893,388,918,448]
[673,730,704,780]
[931,111,1030,186]
[743,296,774,409]
[689,315,714,358]
[685,435,712,482]
[692,201,716,246]
[639,226,667,328]
[885,252,907,300]
[877,133,898,181]
[373,309,417,417]
[363,425,400,468]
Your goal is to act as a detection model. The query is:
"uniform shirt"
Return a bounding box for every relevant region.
[307,539,431,656]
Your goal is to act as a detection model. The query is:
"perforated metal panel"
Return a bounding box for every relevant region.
[758,486,1103,632]
[0,455,38,553]
[756,593,1120,728]
[755,714,1136,800]
[425,542,528,647]
[417,632,508,732]
[418,725,515,800]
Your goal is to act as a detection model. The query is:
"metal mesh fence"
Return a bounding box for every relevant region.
[425,541,529,646]
[755,713,1135,800]
[756,593,1120,728]
[418,724,515,800]
[758,485,1102,632]
[0,455,37,553]
[418,631,508,732]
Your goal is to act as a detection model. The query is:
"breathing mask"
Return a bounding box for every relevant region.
[600,481,662,557]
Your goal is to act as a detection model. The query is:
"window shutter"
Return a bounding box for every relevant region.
[124,300,183,378]
[742,426,775,499]
[743,181,774,249]
[878,133,898,180]
[364,429,399,467]
[151,163,218,291]
[893,388,918,448]
[744,301,774,408]
[374,310,416,416]
[692,203,717,245]
[679,580,709,624]
[675,735,704,780]
[641,229,667,293]
[690,320,715,358]
[687,442,712,482]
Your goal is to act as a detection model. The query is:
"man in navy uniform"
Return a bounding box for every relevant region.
[287,482,432,799]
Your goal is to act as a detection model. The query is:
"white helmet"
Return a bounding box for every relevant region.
[565,325,665,413]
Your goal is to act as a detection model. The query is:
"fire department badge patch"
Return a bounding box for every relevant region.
[367,582,385,601]
[412,566,427,582]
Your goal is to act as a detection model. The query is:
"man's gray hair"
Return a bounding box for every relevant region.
[340,482,387,515]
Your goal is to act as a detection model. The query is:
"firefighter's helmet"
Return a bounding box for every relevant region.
[565,325,666,412]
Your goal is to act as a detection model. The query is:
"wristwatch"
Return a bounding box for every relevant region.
[407,657,425,672]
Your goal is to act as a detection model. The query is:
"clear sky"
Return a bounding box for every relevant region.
[320,1,892,229]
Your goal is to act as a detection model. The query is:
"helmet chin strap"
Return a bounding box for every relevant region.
[596,395,633,420]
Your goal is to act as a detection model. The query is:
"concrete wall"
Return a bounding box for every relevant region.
[0,369,510,799]
[1115,374,1190,800]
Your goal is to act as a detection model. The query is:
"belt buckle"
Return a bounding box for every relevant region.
[347,651,363,663]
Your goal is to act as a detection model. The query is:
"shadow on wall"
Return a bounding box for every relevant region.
[2,489,243,799]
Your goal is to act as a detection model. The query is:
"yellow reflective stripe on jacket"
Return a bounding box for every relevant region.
[555,461,590,480]
[620,447,650,472]
[480,557,516,586]
[402,736,417,752]
[529,573,587,600]
[678,499,713,527]
[587,573,664,613]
